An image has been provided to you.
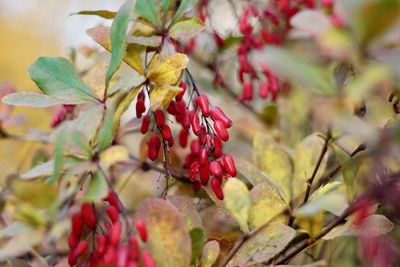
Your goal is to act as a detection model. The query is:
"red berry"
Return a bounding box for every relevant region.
[148,134,161,161]
[117,246,129,267]
[190,140,201,155]
[68,250,77,266]
[199,148,208,167]
[182,110,191,129]
[259,82,269,99]
[214,120,229,141]
[81,203,97,230]
[110,222,122,245]
[136,100,146,118]
[161,125,173,145]
[193,181,202,191]
[129,238,140,261]
[155,109,165,127]
[222,154,237,177]
[96,235,107,256]
[190,112,202,135]
[243,82,253,100]
[213,135,223,150]
[141,115,150,134]
[68,233,79,249]
[106,206,120,223]
[176,82,186,101]
[211,178,224,200]
[209,161,223,178]
[197,95,210,116]
[189,161,200,182]
[141,251,156,267]
[105,191,121,211]
[167,101,178,115]
[103,246,117,265]
[210,107,232,128]
[179,128,188,147]
[74,240,88,258]
[71,212,84,237]
[199,165,210,185]
[135,220,148,242]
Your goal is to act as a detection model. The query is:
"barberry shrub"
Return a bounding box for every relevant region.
[1,0,400,267]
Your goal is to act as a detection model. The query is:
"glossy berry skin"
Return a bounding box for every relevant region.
[209,161,223,178]
[211,178,224,200]
[135,220,148,242]
[214,120,229,141]
[74,240,88,258]
[148,135,161,161]
[106,206,119,223]
[141,251,156,267]
[136,100,146,118]
[155,109,165,127]
[210,107,232,128]
[81,203,97,230]
[197,95,210,116]
[199,148,208,167]
[110,222,122,245]
[222,154,237,177]
[179,128,188,147]
[199,165,210,185]
[141,115,150,134]
[71,212,84,237]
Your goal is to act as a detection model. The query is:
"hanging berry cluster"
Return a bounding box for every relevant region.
[67,191,155,267]
[138,79,236,200]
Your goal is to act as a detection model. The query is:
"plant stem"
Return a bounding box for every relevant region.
[302,132,332,204]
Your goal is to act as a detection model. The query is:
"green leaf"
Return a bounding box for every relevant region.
[173,0,199,21]
[252,47,334,94]
[226,224,296,266]
[134,198,192,267]
[50,127,67,183]
[161,0,172,11]
[200,240,220,267]
[106,0,135,89]
[84,170,109,201]
[135,0,160,26]
[28,57,97,101]
[223,178,251,232]
[97,111,114,152]
[189,228,205,264]
[71,130,91,157]
[2,92,86,108]
[332,144,359,199]
[169,17,205,40]
[249,183,288,230]
[72,10,117,19]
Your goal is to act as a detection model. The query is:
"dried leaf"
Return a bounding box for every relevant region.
[147,54,189,85]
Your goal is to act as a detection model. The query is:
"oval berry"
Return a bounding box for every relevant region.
[74,240,88,258]
[210,107,232,128]
[176,82,186,101]
[141,251,156,267]
[81,203,97,230]
[136,100,146,118]
[214,120,229,141]
[148,135,161,161]
[110,222,122,245]
[141,115,150,134]
[135,220,148,242]
[106,205,119,223]
[154,109,165,127]
[223,154,237,177]
[71,212,83,237]
[211,178,224,200]
[199,165,210,185]
[197,95,210,116]
[179,128,188,147]
[199,148,208,167]
[209,161,223,178]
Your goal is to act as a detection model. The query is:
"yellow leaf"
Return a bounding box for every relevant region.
[112,85,142,132]
[252,133,293,203]
[248,183,288,230]
[147,53,189,84]
[297,212,325,237]
[11,179,57,209]
[223,178,251,232]
[82,63,108,100]
[100,145,129,169]
[146,53,161,75]
[200,240,220,267]
[150,84,182,111]
[87,26,144,75]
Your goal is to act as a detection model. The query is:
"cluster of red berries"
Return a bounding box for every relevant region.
[51,104,75,128]
[68,191,155,267]
[137,81,236,200]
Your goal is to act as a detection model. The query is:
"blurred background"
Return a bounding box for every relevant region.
[0,0,125,181]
